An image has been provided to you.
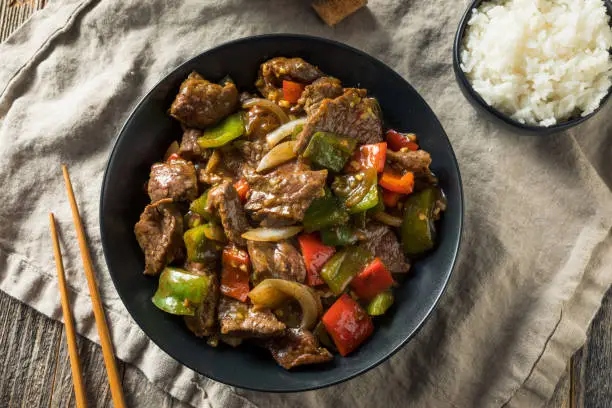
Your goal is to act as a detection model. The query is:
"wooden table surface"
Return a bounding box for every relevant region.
[0,2,611,407]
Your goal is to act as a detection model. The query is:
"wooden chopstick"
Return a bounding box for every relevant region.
[62,164,127,408]
[49,212,88,408]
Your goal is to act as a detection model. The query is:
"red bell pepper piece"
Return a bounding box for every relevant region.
[381,189,401,207]
[167,153,181,162]
[233,178,249,203]
[386,130,419,152]
[349,258,394,301]
[345,142,387,173]
[220,246,250,302]
[298,233,336,286]
[379,170,414,194]
[322,294,374,356]
[282,80,305,104]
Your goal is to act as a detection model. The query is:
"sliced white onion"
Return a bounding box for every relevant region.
[163,141,180,160]
[265,118,307,148]
[241,226,303,242]
[373,211,403,227]
[242,98,290,124]
[248,279,323,330]
[256,141,297,173]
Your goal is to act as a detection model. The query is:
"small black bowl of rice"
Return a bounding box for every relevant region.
[453,0,612,135]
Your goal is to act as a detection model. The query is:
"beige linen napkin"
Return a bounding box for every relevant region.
[1,1,611,407]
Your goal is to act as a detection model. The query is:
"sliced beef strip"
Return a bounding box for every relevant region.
[148,159,198,203]
[244,169,327,223]
[296,76,343,115]
[359,222,410,273]
[247,240,307,284]
[169,72,239,129]
[183,261,219,337]
[256,57,323,102]
[294,88,383,153]
[179,127,211,162]
[218,296,286,338]
[134,198,184,276]
[267,328,333,369]
[386,149,432,174]
[206,181,250,247]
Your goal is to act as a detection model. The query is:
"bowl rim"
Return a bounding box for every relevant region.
[100,33,465,392]
[453,0,612,134]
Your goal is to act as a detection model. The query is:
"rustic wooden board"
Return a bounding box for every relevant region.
[0,0,46,42]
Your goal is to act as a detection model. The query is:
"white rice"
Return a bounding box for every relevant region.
[460,0,612,126]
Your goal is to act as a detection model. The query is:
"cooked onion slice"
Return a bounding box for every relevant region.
[242,98,290,124]
[163,141,180,160]
[266,118,307,147]
[249,279,323,329]
[373,211,403,227]
[241,226,303,242]
[256,141,297,173]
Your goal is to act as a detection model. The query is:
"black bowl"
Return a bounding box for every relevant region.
[453,0,612,135]
[100,34,464,392]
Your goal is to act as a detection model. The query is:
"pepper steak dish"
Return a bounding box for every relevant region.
[134,57,447,370]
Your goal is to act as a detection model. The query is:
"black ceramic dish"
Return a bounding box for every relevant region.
[100,34,463,392]
[453,0,612,135]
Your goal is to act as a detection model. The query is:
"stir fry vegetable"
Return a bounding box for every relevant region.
[248,279,323,329]
[322,294,374,356]
[256,140,298,172]
[303,131,357,172]
[303,188,350,232]
[320,225,359,247]
[332,168,378,210]
[282,80,305,103]
[321,247,373,295]
[197,112,246,148]
[386,129,418,151]
[349,258,394,300]
[233,179,249,203]
[266,118,307,147]
[401,188,437,255]
[241,226,303,242]
[367,291,394,316]
[346,142,387,173]
[152,267,211,316]
[379,170,414,194]
[298,233,336,286]
[220,246,250,302]
[189,189,213,220]
[184,225,221,263]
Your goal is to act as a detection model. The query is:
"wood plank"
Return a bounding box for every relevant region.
[546,366,569,408]
[570,287,612,408]
[0,0,46,42]
[0,290,62,408]
[51,327,126,407]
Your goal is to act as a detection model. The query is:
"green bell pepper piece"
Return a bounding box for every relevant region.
[152,267,211,316]
[352,212,367,229]
[321,246,373,295]
[401,188,436,255]
[367,291,394,316]
[320,225,359,246]
[367,187,385,215]
[303,131,357,172]
[348,181,379,214]
[184,225,221,263]
[303,188,350,232]
[197,112,245,148]
[290,124,304,140]
[313,321,338,352]
[189,189,213,220]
